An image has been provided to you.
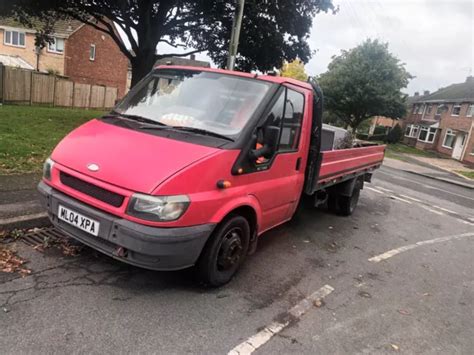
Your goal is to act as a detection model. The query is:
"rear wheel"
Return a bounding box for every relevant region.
[196,215,250,287]
[337,186,361,216]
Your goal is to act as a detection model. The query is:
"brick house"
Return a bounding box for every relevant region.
[0,18,128,97]
[402,77,474,164]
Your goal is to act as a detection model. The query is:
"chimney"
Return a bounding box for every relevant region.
[190,54,196,61]
[414,92,419,97]
[466,76,473,83]
[423,90,430,96]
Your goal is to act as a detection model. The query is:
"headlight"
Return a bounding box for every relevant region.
[126,194,190,222]
[43,158,54,181]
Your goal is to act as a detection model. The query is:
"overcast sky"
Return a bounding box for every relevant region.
[306,0,474,95]
[157,0,473,96]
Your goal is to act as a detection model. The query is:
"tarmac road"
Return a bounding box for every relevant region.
[1,165,473,354]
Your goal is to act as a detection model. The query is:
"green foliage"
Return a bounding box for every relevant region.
[373,125,388,135]
[3,0,335,86]
[355,118,372,133]
[0,105,105,173]
[318,39,412,131]
[280,59,308,81]
[386,124,403,144]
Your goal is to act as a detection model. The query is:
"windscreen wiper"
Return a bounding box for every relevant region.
[168,126,235,142]
[108,111,167,126]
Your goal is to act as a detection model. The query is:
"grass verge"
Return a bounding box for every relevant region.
[0,105,106,174]
[456,170,474,180]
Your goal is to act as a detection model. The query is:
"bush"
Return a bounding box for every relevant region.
[386,124,403,144]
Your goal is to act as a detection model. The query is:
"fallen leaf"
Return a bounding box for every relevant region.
[391,344,399,351]
[358,291,372,298]
[398,309,411,316]
[314,299,323,308]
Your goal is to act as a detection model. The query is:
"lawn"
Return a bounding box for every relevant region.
[456,170,474,180]
[383,143,438,160]
[0,105,106,174]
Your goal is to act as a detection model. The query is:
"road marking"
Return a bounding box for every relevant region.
[366,186,385,194]
[228,285,334,355]
[377,171,474,202]
[368,232,474,263]
[375,186,393,193]
[400,194,422,203]
[389,195,413,204]
[421,205,444,215]
[0,212,48,227]
[432,205,457,214]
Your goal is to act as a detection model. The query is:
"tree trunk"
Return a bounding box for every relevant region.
[130,49,158,88]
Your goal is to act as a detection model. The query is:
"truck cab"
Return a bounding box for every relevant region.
[38,66,384,286]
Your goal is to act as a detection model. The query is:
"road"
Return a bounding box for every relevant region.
[1,165,473,354]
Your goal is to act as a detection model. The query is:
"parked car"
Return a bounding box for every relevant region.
[38,66,385,286]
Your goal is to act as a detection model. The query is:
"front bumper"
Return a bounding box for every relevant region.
[38,181,215,271]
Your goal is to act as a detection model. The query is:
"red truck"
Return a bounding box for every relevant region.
[38,66,384,286]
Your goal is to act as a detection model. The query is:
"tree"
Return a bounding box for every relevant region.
[4,0,334,87]
[386,124,403,144]
[280,59,308,81]
[318,39,412,131]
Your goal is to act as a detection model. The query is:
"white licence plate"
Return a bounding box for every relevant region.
[58,205,100,236]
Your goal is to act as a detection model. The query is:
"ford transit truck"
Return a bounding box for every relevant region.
[38,66,385,286]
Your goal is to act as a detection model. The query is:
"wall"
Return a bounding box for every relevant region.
[0,29,65,74]
[64,24,128,98]
[436,103,473,157]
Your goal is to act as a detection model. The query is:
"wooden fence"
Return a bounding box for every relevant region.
[0,65,118,109]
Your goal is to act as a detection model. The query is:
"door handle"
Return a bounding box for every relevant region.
[295,157,302,171]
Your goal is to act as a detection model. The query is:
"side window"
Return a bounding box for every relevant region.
[279,89,304,151]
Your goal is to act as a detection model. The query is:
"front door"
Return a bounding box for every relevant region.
[241,86,308,232]
[452,133,466,160]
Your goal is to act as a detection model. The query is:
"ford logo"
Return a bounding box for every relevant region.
[87,163,100,172]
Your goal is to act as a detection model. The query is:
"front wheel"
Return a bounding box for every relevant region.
[196,215,250,287]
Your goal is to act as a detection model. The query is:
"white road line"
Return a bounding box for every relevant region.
[432,205,457,214]
[421,205,444,215]
[228,285,334,355]
[389,195,413,204]
[366,186,385,194]
[399,194,422,203]
[368,232,474,263]
[375,186,393,193]
[378,171,474,201]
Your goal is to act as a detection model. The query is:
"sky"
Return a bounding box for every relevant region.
[155,0,473,96]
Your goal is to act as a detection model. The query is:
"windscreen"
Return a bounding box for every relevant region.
[115,70,271,138]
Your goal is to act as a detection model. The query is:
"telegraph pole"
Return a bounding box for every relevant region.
[227,0,245,70]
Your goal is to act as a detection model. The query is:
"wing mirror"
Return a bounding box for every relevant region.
[249,126,280,160]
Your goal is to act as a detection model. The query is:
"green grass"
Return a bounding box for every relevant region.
[0,105,106,174]
[456,170,474,179]
[384,143,438,158]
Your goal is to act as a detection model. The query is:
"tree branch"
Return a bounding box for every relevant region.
[158,39,186,48]
[156,48,204,59]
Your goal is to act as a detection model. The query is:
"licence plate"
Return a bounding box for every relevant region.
[58,205,100,236]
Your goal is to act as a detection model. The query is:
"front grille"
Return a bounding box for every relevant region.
[60,171,125,207]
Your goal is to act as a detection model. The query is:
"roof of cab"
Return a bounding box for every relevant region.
[154,65,313,90]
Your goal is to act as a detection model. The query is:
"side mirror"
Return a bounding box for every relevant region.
[249,126,280,160]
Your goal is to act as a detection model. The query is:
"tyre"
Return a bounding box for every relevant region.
[196,215,250,287]
[327,194,339,214]
[337,187,360,216]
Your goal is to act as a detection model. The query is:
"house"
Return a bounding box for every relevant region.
[0,18,128,97]
[402,77,474,164]
[367,116,398,136]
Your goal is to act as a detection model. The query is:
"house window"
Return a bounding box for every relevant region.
[451,104,461,116]
[405,124,420,138]
[417,104,424,114]
[89,44,96,61]
[418,126,437,143]
[436,104,444,115]
[442,129,456,149]
[426,105,432,114]
[466,104,474,117]
[48,37,64,53]
[4,30,26,47]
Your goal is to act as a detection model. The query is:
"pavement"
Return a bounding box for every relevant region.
[0,173,49,231]
[1,165,473,354]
